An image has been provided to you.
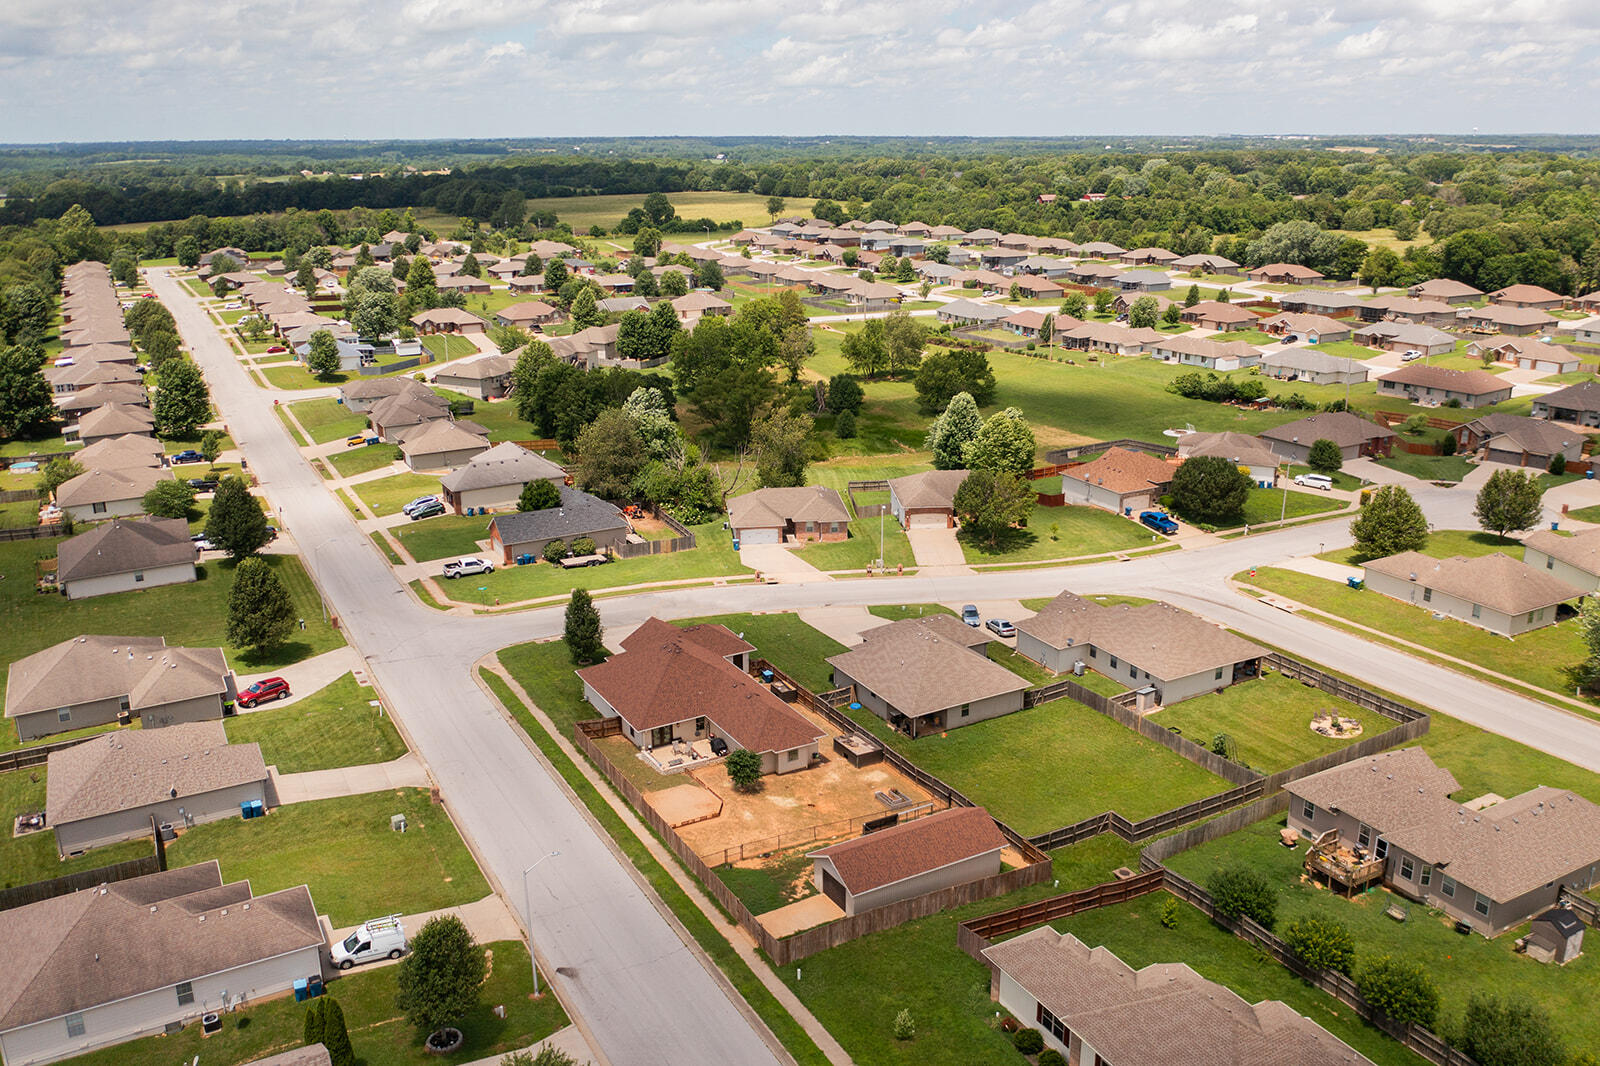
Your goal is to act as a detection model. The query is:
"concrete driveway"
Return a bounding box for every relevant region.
[796,605,879,646]
[738,542,831,582]
[906,526,967,567]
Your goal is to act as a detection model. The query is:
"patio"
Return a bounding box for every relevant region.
[640,736,724,774]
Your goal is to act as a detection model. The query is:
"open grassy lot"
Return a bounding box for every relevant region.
[391,514,490,562]
[960,503,1153,563]
[0,767,155,887]
[1145,671,1387,772]
[1242,566,1583,700]
[1165,813,1599,1055]
[1317,529,1522,567]
[798,514,916,570]
[677,611,848,692]
[0,543,343,737]
[329,442,403,478]
[225,673,406,773]
[716,849,817,915]
[439,520,747,605]
[166,788,487,926]
[1235,486,1347,526]
[286,396,366,444]
[1373,451,1475,482]
[523,191,813,233]
[61,938,567,1066]
[354,472,444,515]
[868,603,956,620]
[261,363,345,389]
[840,695,1229,836]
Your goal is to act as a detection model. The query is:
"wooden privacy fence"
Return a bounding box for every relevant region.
[615,504,696,558]
[845,480,892,519]
[1045,439,1176,463]
[0,488,39,503]
[0,855,161,912]
[0,732,112,773]
[0,525,65,543]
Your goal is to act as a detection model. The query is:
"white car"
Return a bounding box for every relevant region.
[1401,349,1423,362]
[1293,473,1334,491]
[442,557,495,579]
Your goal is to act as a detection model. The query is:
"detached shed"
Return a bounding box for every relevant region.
[1527,908,1584,964]
[807,806,1006,917]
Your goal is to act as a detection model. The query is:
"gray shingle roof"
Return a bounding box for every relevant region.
[57,517,196,583]
[1258,411,1396,449]
[46,721,266,825]
[54,465,173,507]
[1018,593,1265,681]
[826,618,1028,718]
[6,636,229,719]
[440,441,565,493]
[1363,551,1584,615]
[727,486,849,530]
[888,469,969,510]
[489,486,628,547]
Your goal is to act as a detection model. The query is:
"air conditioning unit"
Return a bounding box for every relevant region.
[1072,661,1086,677]
[390,814,408,833]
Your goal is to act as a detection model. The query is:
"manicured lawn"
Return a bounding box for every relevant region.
[867,603,956,620]
[960,504,1152,564]
[391,514,491,562]
[1317,529,1523,566]
[429,392,536,443]
[987,643,1056,685]
[166,789,488,927]
[1044,896,1426,1066]
[262,363,347,390]
[798,515,916,570]
[1145,671,1387,772]
[1165,814,1600,1054]
[1242,566,1583,700]
[1374,452,1475,482]
[275,404,310,447]
[1286,463,1366,491]
[840,695,1229,836]
[329,442,403,478]
[441,521,747,605]
[0,767,155,887]
[1236,486,1347,526]
[420,334,482,365]
[286,397,367,444]
[0,543,343,736]
[225,673,407,773]
[61,939,567,1066]
[496,639,602,740]
[1568,503,1600,523]
[354,472,444,515]
[677,611,848,693]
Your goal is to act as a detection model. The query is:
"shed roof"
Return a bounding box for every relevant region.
[808,807,1005,895]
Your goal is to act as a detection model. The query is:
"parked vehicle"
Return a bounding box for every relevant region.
[191,535,218,551]
[186,478,219,492]
[1293,473,1334,491]
[1139,510,1180,535]
[442,557,495,579]
[236,677,291,707]
[708,736,729,757]
[345,434,368,448]
[409,500,446,520]
[961,604,980,627]
[1278,334,1299,345]
[985,618,1017,638]
[1401,349,1423,362]
[170,449,203,464]
[402,495,440,516]
[331,915,407,970]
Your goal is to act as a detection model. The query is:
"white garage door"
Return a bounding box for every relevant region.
[908,511,948,528]
[738,527,781,545]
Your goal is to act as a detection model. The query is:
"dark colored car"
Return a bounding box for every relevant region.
[236,677,291,707]
[186,478,219,492]
[170,449,203,464]
[409,500,446,520]
[1140,510,1180,535]
[708,736,729,757]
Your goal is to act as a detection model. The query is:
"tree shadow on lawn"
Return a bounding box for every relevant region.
[957,526,1045,556]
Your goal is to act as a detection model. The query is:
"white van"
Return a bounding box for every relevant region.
[330,914,407,969]
[1293,473,1334,491]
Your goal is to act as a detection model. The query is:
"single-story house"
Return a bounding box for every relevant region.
[0,863,321,1066]
[1012,274,1063,299]
[888,469,968,528]
[978,248,1028,273]
[47,721,266,855]
[1278,290,1364,316]
[597,295,650,314]
[439,441,566,515]
[594,273,635,294]
[397,419,490,471]
[1257,412,1397,463]
[961,227,1001,245]
[494,301,563,329]
[1532,378,1600,426]
[1075,241,1125,258]
[1466,336,1580,375]
[1357,295,1457,326]
[547,324,622,368]
[727,486,850,545]
[292,335,371,373]
[1109,269,1172,293]
[1016,592,1265,707]
[1376,365,1513,409]
[368,390,452,440]
[1352,321,1456,355]
[827,616,1026,738]
[1246,263,1324,285]
[55,383,148,420]
[1574,291,1600,314]
[199,246,249,266]
[432,353,515,400]
[1410,278,1484,304]
[1180,300,1256,331]
[670,292,733,324]
[1112,291,1173,316]
[337,376,434,413]
[1148,333,1261,371]
[807,806,1006,917]
[53,465,174,522]
[983,927,1376,1066]
[1170,253,1241,275]
[845,282,903,310]
[1063,262,1123,286]
[1488,283,1565,310]
[936,299,1009,327]
[72,403,155,446]
[1016,256,1073,278]
[6,635,233,743]
[1362,551,1582,636]
[485,486,630,565]
[1564,315,1600,345]
[1288,747,1600,936]
[1452,413,1583,469]
[408,307,487,335]
[1119,247,1178,267]
[1175,431,1278,487]
[1059,446,1181,514]
[1059,321,1162,356]
[1001,309,1051,338]
[1457,304,1558,336]
[507,275,545,294]
[577,618,823,775]
[1257,348,1369,386]
[433,274,491,295]
[75,433,164,473]
[1258,312,1352,342]
[1523,527,1600,594]
[56,517,197,600]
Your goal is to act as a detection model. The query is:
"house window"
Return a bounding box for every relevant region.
[91,502,107,514]
[1109,656,1119,669]
[1035,1003,1070,1045]
[1441,876,1456,898]
[1301,799,1315,821]
[961,704,970,718]
[1421,866,1432,888]
[1215,667,1224,681]
[176,981,194,1006]
[57,707,71,723]
[787,750,799,763]
[1400,857,1415,880]
[1547,557,1555,570]
[694,716,707,735]
[1474,893,1491,917]
[1472,604,1481,619]
[1088,647,1096,659]
[1422,587,1432,603]
[66,1014,85,1038]
[1375,838,1389,860]
[1357,824,1371,848]
[1129,662,1137,678]
[134,571,145,583]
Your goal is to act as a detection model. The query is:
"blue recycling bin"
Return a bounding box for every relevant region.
[307,975,324,998]
[293,978,309,1002]
[240,800,254,819]
[249,799,264,818]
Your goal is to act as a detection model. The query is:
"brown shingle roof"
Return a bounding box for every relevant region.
[1182,300,1256,325]
[1258,411,1396,449]
[1488,284,1563,305]
[57,517,196,584]
[54,465,173,507]
[1523,526,1600,576]
[727,486,849,530]
[1176,431,1280,469]
[75,433,165,471]
[578,619,822,755]
[1535,378,1600,415]
[825,619,1028,718]
[1363,551,1584,615]
[440,442,565,492]
[888,469,969,510]
[808,806,1005,894]
[1062,446,1181,495]
[1410,278,1482,300]
[1461,412,1578,459]
[1018,593,1265,681]
[47,721,265,824]
[1458,305,1557,328]
[1378,364,1510,396]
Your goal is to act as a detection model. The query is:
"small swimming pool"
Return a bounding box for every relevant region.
[10,461,38,471]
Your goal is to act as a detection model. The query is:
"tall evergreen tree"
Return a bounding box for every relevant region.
[205,476,271,558]
[226,557,296,650]
[926,392,982,470]
[564,588,604,664]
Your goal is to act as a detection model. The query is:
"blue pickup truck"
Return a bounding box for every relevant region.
[1139,510,1180,535]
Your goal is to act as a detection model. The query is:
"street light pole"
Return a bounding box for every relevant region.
[522,850,560,996]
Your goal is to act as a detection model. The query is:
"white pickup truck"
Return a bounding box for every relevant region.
[330,914,407,969]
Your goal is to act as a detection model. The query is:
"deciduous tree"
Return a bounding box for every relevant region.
[952,469,1034,547]
[963,407,1036,476]
[1351,484,1428,558]
[1473,467,1542,540]
[725,748,763,790]
[574,408,646,499]
[395,915,487,1041]
[926,392,981,470]
[142,479,196,519]
[1307,438,1343,473]
[153,358,211,438]
[306,329,342,378]
[752,408,812,487]
[1450,994,1564,1066]
[205,475,271,558]
[518,479,561,511]
[1170,455,1251,524]
[1282,915,1356,974]
[1127,295,1160,329]
[1208,866,1277,929]
[0,344,57,439]
[1355,955,1439,1029]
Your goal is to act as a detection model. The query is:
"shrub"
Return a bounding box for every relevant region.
[1307,438,1343,473]
[1355,955,1439,1029]
[1283,915,1357,974]
[543,539,567,563]
[724,748,763,791]
[835,409,857,439]
[1038,1052,1066,1066]
[570,536,596,556]
[1159,897,1180,929]
[1208,866,1277,929]
[893,1008,915,1041]
[1439,434,1456,456]
[395,915,486,1037]
[1012,1028,1044,1054]
[1549,452,1566,475]
[1445,397,1461,408]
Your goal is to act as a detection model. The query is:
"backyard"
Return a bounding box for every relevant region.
[0,766,155,887]
[225,673,407,773]
[676,611,848,692]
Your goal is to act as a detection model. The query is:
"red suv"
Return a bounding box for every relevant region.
[236,677,291,707]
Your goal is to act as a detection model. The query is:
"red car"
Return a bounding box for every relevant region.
[236,677,291,707]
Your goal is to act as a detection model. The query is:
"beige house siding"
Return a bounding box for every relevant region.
[1376,380,1512,409]
[63,562,196,601]
[1060,476,1152,515]
[404,444,487,472]
[54,779,266,856]
[62,496,144,523]
[831,669,1022,737]
[138,693,228,731]
[1522,548,1600,593]
[1014,635,1249,705]
[1361,568,1553,636]
[16,695,126,742]
[814,849,1002,918]
[0,944,322,1066]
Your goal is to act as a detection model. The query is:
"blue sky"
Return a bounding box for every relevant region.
[1,0,1595,142]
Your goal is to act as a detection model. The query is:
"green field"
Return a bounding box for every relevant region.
[960,504,1153,563]
[166,789,487,927]
[225,673,407,773]
[523,191,815,233]
[1235,486,1348,527]
[286,397,367,444]
[1374,452,1475,482]
[798,514,916,570]
[391,514,491,562]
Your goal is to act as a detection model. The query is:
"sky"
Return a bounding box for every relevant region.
[1,0,1598,142]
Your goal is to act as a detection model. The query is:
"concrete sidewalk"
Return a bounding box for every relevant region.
[235,646,366,708]
[328,893,523,950]
[457,1025,596,1066]
[270,753,430,804]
